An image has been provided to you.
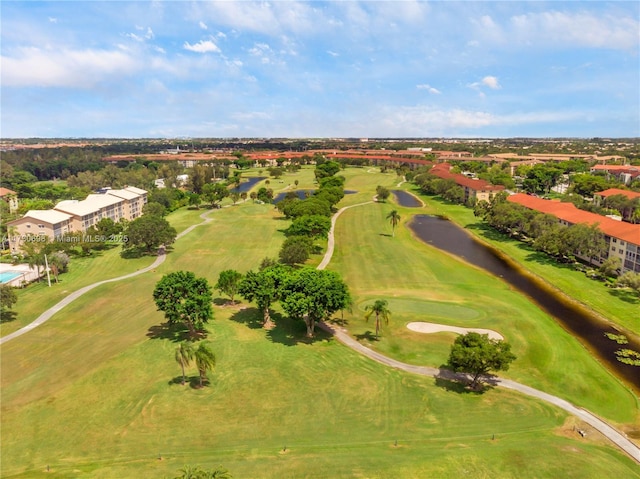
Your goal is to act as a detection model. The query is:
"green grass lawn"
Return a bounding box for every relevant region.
[1,168,639,478]
[328,200,638,423]
[403,186,639,336]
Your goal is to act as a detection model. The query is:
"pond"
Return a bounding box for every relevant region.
[273,189,357,204]
[408,214,640,393]
[230,176,266,193]
[393,190,422,207]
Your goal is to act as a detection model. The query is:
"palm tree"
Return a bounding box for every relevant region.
[386,210,401,237]
[194,341,216,388]
[175,342,195,386]
[364,299,391,338]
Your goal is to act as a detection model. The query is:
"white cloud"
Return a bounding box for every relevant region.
[48,17,57,23]
[199,21,208,30]
[417,84,441,94]
[472,10,639,51]
[377,105,586,136]
[183,39,220,53]
[1,47,138,88]
[468,76,501,95]
[509,11,640,50]
[126,32,144,42]
[327,50,339,57]
[481,76,501,89]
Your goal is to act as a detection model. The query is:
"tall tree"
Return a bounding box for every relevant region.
[125,215,177,253]
[386,210,401,237]
[202,182,229,208]
[278,236,313,265]
[194,341,216,388]
[284,215,331,239]
[376,185,391,202]
[0,284,18,317]
[215,269,243,304]
[175,341,195,386]
[238,265,290,329]
[153,271,213,338]
[21,236,49,282]
[364,299,391,338]
[280,268,350,337]
[447,332,516,389]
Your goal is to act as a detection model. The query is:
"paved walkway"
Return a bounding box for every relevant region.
[0,209,214,346]
[3,200,639,463]
[316,201,640,464]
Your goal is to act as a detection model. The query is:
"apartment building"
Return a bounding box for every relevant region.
[430,163,505,204]
[7,187,147,252]
[508,193,640,273]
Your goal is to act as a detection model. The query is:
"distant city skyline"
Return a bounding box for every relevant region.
[1,1,639,138]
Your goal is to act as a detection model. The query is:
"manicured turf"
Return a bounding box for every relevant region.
[0,247,153,338]
[407,188,640,336]
[328,200,638,423]
[1,167,638,478]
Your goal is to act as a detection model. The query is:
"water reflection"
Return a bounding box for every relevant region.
[393,190,422,207]
[409,214,640,392]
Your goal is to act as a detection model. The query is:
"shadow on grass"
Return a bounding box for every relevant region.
[0,311,18,323]
[229,307,263,329]
[213,297,238,306]
[433,367,492,395]
[608,288,640,304]
[168,375,210,389]
[147,322,194,342]
[229,308,330,345]
[328,317,349,327]
[266,313,331,346]
[355,331,380,342]
[379,233,392,237]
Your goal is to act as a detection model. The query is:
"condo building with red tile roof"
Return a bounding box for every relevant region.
[508,193,640,273]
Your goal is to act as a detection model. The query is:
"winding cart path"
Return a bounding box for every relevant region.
[317,202,640,464]
[0,209,214,345]
[2,201,638,463]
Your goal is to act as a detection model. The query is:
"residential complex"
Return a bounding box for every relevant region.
[429,163,506,203]
[7,187,147,253]
[508,193,640,273]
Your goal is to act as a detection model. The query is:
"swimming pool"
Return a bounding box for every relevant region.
[0,271,22,284]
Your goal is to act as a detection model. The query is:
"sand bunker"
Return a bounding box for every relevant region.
[407,322,504,340]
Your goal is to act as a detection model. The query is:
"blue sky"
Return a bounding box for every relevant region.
[1,1,639,138]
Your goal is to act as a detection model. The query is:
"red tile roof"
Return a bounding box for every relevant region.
[508,193,640,245]
[431,163,505,191]
[591,165,639,172]
[595,188,640,200]
[0,187,17,197]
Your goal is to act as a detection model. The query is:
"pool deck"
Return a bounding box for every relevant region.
[0,263,40,286]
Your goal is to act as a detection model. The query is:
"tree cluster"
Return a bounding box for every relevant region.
[275,168,345,266]
[238,263,350,337]
[475,196,607,262]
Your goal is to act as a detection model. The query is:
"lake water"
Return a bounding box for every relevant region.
[408,214,640,393]
[230,177,266,193]
[393,190,422,207]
